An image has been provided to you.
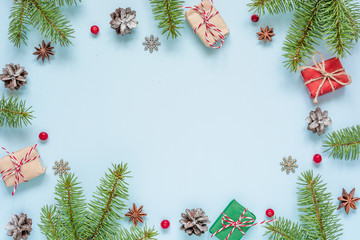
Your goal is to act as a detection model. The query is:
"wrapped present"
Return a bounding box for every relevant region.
[210,200,276,240]
[0,145,45,195]
[184,0,229,48]
[300,52,352,103]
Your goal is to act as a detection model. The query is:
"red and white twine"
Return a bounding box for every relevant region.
[1,145,39,196]
[181,0,225,49]
[211,208,277,240]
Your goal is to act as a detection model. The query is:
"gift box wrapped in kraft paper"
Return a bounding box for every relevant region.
[0,145,45,195]
[185,0,230,48]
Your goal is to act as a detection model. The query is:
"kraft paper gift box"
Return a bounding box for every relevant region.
[0,146,45,188]
[185,0,230,47]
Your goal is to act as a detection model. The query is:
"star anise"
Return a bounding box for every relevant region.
[33,41,54,62]
[257,26,275,43]
[337,188,360,214]
[125,203,147,226]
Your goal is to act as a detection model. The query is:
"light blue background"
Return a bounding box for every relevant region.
[1,0,360,239]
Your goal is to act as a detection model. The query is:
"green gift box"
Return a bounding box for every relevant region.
[209,200,256,240]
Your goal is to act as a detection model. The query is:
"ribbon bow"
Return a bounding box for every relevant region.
[182,0,225,48]
[299,52,352,104]
[211,208,277,240]
[1,145,39,195]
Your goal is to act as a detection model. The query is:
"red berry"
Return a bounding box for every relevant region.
[266,208,274,218]
[91,25,99,35]
[251,14,259,22]
[161,220,170,229]
[313,154,322,164]
[39,132,48,141]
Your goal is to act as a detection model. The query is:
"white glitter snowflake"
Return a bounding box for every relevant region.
[53,159,70,177]
[143,35,160,53]
[280,156,298,174]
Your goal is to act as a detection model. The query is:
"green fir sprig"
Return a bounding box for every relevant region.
[8,0,81,47]
[264,170,343,240]
[248,0,360,72]
[149,0,185,39]
[39,163,158,240]
[323,125,360,160]
[248,0,299,15]
[116,225,159,240]
[0,95,34,128]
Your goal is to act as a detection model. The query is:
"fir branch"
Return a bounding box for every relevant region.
[149,0,185,39]
[247,0,299,15]
[54,0,81,7]
[341,0,360,42]
[283,0,323,72]
[116,225,159,240]
[322,0,359,57]
[8,0,30,47]
[54,173,87,240]
[297,171,342,240]
[26,0,74,46]
[0,95,34,128]
[83,163,130,240]
[39,205,63,240]
[263,217,308,239]
[264,170,342,240]
[323,125,360,160]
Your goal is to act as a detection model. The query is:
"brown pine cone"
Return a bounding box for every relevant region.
[0,63,28,90]
[5,213,32,240]
[179,208,210,236]
[110,7,138,35]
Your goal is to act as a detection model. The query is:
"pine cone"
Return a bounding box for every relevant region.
[306,107,332,136]
[5,213,32,240]
[110,7,138,35]
[0,63,28,90]
[179,208,210,236]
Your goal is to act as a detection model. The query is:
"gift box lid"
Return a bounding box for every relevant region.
[210,199,256,240]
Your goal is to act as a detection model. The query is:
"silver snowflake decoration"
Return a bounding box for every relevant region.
[280,156,298,174]
[53,159,70,177]
[143,35,160,53]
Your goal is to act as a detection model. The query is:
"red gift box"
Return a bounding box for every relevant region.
[300,52,352,103]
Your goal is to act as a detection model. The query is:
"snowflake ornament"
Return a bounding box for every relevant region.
[53,159,70,177]
[280,156,298,174]
[143,35,160,53]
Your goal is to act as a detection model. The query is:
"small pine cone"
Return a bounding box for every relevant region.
[0,63,28,90]
[179,208,210,236]
[5,213,32,240]
[306,107,332,136]
[110,7,138,35]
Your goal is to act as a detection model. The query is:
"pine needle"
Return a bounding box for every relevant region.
[116,225,159,240]
[149,0,185,39]
[282,0,323,72]
[248,0,360,71]
[39,163,158,240]
[82,163,130,240]
[323,125,360,160]
[7,0,81,47]
[264,170,343,240]
[0,95,34,128]
[247,0,299,15]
